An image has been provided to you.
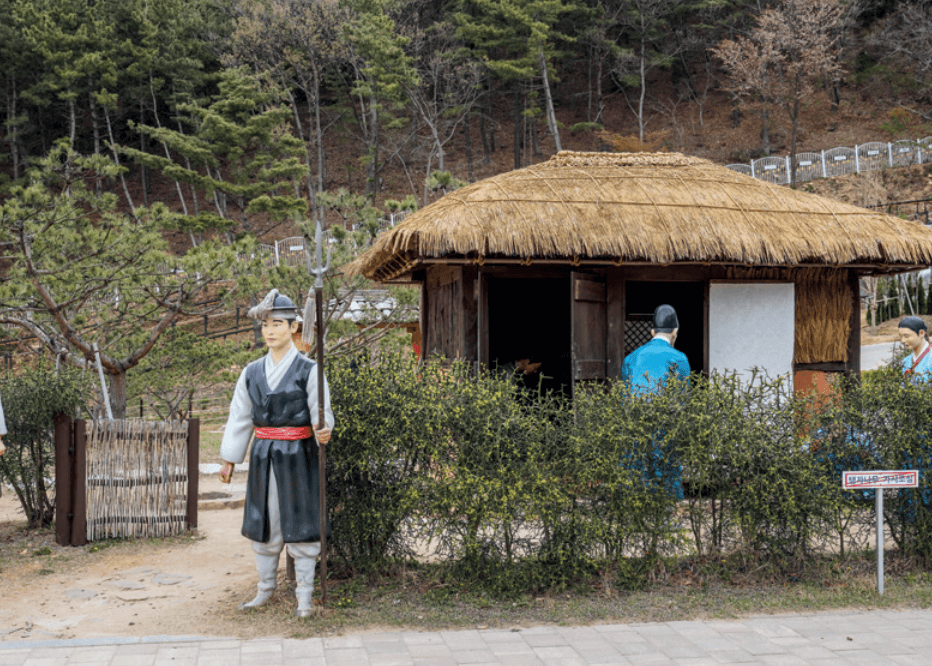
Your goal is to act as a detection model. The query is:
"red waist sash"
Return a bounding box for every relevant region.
[254,426,313,441]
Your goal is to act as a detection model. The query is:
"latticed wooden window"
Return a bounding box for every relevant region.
[624,313,654,356]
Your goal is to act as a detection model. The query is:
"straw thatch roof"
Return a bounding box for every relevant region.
[347,151,932,282]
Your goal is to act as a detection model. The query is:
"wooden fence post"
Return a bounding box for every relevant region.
[71,420,87,546]
[186,418,200,530]
[54,413,74,546]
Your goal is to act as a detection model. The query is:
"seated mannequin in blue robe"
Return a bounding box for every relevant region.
[621,305,690,395]
[899,316,932,380]
[620,305,690,499]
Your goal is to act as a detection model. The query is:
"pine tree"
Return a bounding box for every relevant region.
[888,277,901,319]
[343,0,419,200]
[455,0,578,168]
[918,276,927,316]
[121,68,308,242]
[0,146,252,417]
[875,277,885,322]
[927,276,932,316]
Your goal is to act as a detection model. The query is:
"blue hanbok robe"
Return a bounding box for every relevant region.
[898,345,932,521]
[621,337,690,395]
[620,337,691,499]
[900,345,932,380]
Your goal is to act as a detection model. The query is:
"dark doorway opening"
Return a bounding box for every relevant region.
[625,281,705,373]
[488,277,572,393]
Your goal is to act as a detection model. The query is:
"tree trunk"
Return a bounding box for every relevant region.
[513,84,522,169]
[826,74,841,114]
[539,50,561,153]
[104,107,137,216]
[587,44,594,123]
[139,98,150,207]
[731,94,741,129]
[596,48,605,126]
[479,110,490,163]
[423,147,433,208]
[88,81,100,157]
[151,79,189,225]
[315,69,326,193]
[760,108,770,156]
[109,370,128,420]
[465,113,475,182]
[68,98,77,146]
[531,115,542,159]
[6,74,20,180]
[365,92,379,201]
[638,37,647,142]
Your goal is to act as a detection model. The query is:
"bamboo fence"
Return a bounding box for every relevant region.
[85,419,190,540]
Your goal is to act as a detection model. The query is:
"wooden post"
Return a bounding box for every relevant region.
[847,271,862,380]
[606,268,625,379]
[71,420,88,547]
[419,280,429,362]
[186,418,200,530]
[54,413,74,547]
[478,270,490,367]
[703,281,711,375]
[461,266,478,363]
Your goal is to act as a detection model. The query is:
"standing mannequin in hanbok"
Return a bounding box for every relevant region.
[219,290,334,617]
[899,316,932,379]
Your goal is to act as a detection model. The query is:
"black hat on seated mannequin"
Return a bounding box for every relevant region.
[653,304,679,333]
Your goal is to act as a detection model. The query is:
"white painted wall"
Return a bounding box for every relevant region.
[709,282,795,383]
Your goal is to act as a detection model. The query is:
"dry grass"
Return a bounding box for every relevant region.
[348,151,932,282]
[218,554,932,638]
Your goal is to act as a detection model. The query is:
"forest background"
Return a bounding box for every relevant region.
[3,0,932,418]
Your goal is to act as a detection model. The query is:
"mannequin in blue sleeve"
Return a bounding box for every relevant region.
[621,304,690,393]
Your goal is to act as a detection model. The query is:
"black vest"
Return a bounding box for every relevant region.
[240,353,326,543]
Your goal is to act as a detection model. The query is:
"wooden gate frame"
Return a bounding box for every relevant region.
[54,414,200,546]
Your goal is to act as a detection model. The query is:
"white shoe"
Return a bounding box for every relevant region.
[239,553,279,610]
[294,555,318,617]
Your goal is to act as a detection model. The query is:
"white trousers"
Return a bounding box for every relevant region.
[251,468,320,595]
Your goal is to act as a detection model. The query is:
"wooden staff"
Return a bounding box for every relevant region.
[309,219,331,606]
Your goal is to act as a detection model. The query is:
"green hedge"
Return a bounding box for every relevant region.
[326,354,932,592]
[0,362,89,527]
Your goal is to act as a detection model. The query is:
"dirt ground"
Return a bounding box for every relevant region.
[0,470,302,643]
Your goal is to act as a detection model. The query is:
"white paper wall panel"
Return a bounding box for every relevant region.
[709,283,795,382]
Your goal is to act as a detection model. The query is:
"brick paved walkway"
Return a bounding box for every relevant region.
[0,610,929,665]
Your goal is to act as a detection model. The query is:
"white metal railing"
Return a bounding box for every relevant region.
[246,213,408,269]
[726,137,932,185]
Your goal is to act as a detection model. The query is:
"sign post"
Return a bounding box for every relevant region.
[842,470,920,595]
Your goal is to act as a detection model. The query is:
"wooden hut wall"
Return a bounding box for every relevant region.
[421,262,859,377]
[423,265,478,360]
[726,267,855,369]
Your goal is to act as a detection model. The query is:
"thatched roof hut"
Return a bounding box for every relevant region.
[349,152,932,393]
